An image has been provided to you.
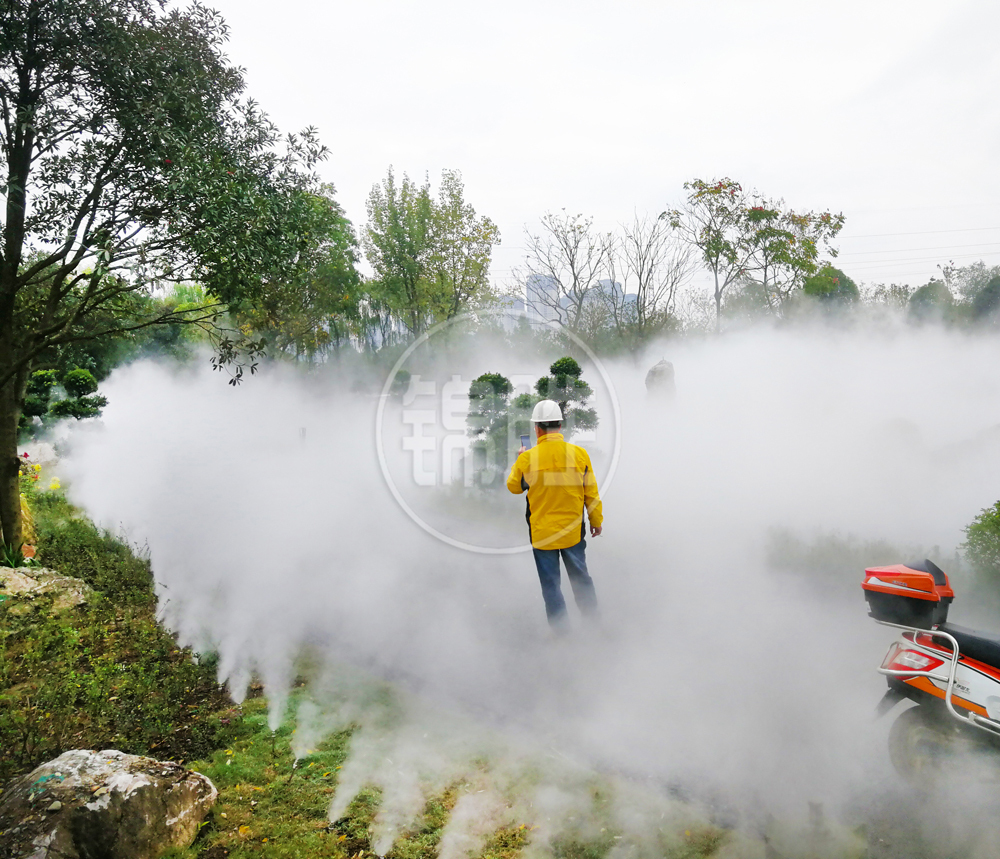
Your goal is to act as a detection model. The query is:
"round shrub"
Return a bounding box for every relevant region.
[964,501,1000,583]
[62,368,99,398]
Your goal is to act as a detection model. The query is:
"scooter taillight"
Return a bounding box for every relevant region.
[882,643,944,673]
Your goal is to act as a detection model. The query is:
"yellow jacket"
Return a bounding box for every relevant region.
[506,433,603,550]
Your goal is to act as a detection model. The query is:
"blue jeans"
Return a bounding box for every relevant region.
[532,539,598,626]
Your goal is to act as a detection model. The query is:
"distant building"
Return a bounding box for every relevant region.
[526,274,561,326]
[496,295,526,332]
[594,278,623,303]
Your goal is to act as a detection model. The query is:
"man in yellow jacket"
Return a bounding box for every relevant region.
[506,399,603,629]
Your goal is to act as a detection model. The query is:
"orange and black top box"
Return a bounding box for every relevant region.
[862,560,954,628]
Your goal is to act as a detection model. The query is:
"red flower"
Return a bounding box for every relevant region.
[22,452,29,458]
[164,158,173,164]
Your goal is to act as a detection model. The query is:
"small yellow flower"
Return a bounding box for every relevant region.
[33,463,41,472]
[49,478,61,490]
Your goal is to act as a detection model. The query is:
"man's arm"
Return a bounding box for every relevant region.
[582,454,603,535]
[506,453,527,495]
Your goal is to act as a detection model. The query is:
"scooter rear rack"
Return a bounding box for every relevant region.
[875,619,1000,741]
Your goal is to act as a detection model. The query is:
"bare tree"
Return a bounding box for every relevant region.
[522,212,610,332]
[601,214,694,344]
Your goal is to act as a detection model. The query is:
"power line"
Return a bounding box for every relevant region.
[841,226,1000,239]
[839,241,1000,257]
[841,250,1000,270]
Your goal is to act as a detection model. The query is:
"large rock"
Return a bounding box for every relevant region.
[0,566,93,612]
[645,358,676,399]
[0,749,218,859]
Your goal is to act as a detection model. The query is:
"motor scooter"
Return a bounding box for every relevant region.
[863,560,1000,779]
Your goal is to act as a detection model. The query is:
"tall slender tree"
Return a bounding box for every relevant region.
[0,0,334,548]
[665,179,753,330]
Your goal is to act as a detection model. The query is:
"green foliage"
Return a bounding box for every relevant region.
[964,501,1000,585]
[25,370,58,400]
[363,168,500,336]
[237,187,363,360]
[61,368,99,399]
[940,260,1000,305]
[164,700,526,859]
[470,373,514,401]
[533,357,597,437]
[972,275,1000,324]
[908,279,954,322]
[802,265,859,303]
[1,541,30,567]
[668,178,844,325]
[47,395,108,420]
[864,282,911,309]
[29,489,153,604]
[0,593,243,784]
[549,357,582,378]
[19,367,108,435]
[1,0,341,541]
[0,490,243,785]
[20,370,58,429]
[480,826,531,859]
[467,373,515,488]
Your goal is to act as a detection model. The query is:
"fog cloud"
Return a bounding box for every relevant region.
[60,322,1000,851]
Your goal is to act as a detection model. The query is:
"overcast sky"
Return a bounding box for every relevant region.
[206,0,1000,291]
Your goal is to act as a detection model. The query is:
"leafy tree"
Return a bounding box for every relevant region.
[964,501,1000,586]
[666,179,753,330]
[863,282,911,309]
[19,370,58,430]
[971,275,1000,325]
[908,279,953,323]
[51,368,107,419]
[428,171,501,320]
[803,265,859,304]
[667,179,844,326]
[0,0,336,547]
[940,260,1000,305]
[742,202,845,310]
[125,284,215,362]
[19,367,107,431]
[512,357,598,440]
[362,169,434,337]
[362,168,499,337]
[466,372,513,487]
[236,187,361,360]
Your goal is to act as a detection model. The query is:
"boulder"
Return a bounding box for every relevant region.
[645,358,676,399]
[0,749,218,859]
[0,566,93,612]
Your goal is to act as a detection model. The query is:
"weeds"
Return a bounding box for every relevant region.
[28,485,153,604]
[0,485,244,785]
[1,541,31,568]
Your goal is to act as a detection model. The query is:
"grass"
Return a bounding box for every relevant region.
[2,479,727,859]
[0,480,246,784]
[28,484,155,603]
[163,697,536,859]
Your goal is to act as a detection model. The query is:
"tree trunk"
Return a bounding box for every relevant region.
[714,271,723,333]
[0,359,27,550]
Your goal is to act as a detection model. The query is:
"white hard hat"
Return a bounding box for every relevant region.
[530,399,563,423]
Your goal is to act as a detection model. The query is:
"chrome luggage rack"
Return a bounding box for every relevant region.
[876,619,1000,740]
